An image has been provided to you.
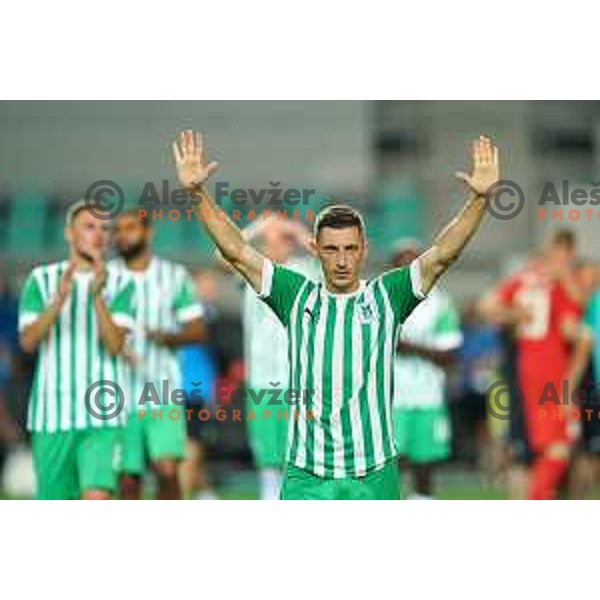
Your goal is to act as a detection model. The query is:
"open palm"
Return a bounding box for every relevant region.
[455,135,499,196]
[172,130,219,190]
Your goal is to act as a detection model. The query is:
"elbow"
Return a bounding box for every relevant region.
[193,321,208,342]
[221,245,243,266]
[20,340,35,355]
[439,250,460,271]
[444,350,459,367]
[106,332,127,357]
[181,321,208,345]
[105,343,122,357]
[429,244,459,278]
[19,332,37,355]
[219,235,246,265]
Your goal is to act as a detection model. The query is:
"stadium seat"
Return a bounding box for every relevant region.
[371,182,423,255]
[153,215,187,258]
[7,194,48,256]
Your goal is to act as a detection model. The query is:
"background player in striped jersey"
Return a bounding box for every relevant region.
[173,130,501,500]
[239,218,316,499]
[112,210,206,500]
[18,200,135,500]
[391,239,462,499]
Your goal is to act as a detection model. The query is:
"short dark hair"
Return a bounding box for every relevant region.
[314,204,365,238]
[118,208,153,229]
[549,228,576,250]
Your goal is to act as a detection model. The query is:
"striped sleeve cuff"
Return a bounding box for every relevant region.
[112,313,135,331]
[409,258,427,300]
[18,312,40,331]
[430,331,463,351]
[176,303,205,323]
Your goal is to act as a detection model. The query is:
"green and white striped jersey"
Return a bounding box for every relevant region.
[18,261,136,433]
[393,287,462,409]
[258,258,425,478]
[109,257,204,407]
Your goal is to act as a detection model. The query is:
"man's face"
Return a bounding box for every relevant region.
[114,214,151,259]
[66,209,111,261]
[314,226,366,293]
[544,241,575,270]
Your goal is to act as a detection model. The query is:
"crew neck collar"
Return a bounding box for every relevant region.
[320,280,366,298]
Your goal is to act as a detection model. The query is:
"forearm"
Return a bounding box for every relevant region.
[433,193,486,268]
[191,186,263,290]
[19,299,63,353]
[397,342,457,368]
[213,222,256,272]
[420,193,487,292]
[174,131,263,290]
[93,297,126,355]
[191,185,247,263]
[153,320,206,349]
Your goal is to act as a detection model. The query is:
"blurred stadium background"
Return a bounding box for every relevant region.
[2,100,600,499]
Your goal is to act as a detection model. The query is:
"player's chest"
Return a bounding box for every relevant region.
[299,291,385,338]
[131,277,175,318]
[513,279,561,340]
[50,273,120,307]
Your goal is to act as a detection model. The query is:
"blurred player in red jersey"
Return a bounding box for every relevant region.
[482,229,583,499]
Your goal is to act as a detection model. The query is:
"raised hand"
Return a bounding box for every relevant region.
[455,135,500,196]
[172,131,219,190]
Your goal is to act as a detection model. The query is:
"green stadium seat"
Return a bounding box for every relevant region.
[46,201,71,254]
[370,182,424,256]
[7,194,48,256]
[153,215,186,258]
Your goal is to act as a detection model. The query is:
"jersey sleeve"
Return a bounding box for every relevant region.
[258,259,308,327]
[173,268,205,323]
[18,268,45,331]
[109,279,136,331]
[378,258,426,323]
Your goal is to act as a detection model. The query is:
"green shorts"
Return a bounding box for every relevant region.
[280,460,401,500]
[32,428,122,500]
[121,407,186,476]
[246,389,289,469]
[394,405,451,464]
